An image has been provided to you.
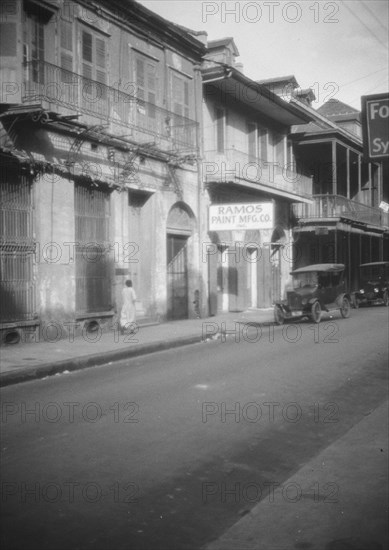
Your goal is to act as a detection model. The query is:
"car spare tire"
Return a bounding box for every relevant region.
[311,301,321,324]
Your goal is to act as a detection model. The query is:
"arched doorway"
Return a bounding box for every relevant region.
[166,203,194,320]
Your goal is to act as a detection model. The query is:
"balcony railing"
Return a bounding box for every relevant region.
[292,194,389,228]
[203,149,312,198]
[22,61,198,151]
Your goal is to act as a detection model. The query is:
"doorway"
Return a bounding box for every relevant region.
[166,203,194,320]
[167,234,188,320]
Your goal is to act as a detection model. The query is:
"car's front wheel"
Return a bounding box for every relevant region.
[274,305,285,325]
[383,291,389,306]
[311,301,321,323]
[340,297,351,318]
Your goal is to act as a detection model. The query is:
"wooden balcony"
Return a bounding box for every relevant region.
[22,61,198,152]
[292,194,389,229]
[203,148,313,202]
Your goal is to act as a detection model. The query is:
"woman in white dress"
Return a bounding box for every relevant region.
[120,280,137,333]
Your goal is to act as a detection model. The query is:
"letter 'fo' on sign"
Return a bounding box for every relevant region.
[209,203,273,231]
[362,93,389,160]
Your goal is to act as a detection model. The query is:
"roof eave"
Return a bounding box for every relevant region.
[202,67,313,126]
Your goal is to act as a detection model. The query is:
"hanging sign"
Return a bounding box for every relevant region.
[362,93,389,159]
[209,202,273,231]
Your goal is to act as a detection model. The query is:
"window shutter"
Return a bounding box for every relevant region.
[183,81,189,118]
[172,74,190,118]
[258,127,267,162]
[216,108,224,154]
[82,63,92,80]
[248,123,257,161]
[82,31,92,63]
[60,19,73,81]
[96,38,105,68]
[81,28,106,90]
[136,59,144,88]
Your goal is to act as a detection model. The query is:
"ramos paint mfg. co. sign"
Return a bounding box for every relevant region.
[362,93,389,159]
[209,203,273,231]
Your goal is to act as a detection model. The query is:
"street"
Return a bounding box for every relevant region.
[1,306,388,550]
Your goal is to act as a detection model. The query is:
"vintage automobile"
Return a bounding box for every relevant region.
[353,261,389,307]
[274,263,352,324]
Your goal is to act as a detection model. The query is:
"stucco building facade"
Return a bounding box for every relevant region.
[201,39,314,313]
[0,0,206,343]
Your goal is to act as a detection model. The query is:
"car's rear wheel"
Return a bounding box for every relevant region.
[340,297,351,318]
[274,305,284,325]
[311,301,321,323]
[383,291,389,306]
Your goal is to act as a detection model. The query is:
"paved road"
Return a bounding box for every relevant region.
[1,307,388,550]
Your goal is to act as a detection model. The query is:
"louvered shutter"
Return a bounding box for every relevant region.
[216,108,225,154]
[60,19,73,82]
[173,74,183,116]
[95,37,106,84]
[82,30,93,79]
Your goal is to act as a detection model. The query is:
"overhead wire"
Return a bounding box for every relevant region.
[359,0,389,34]
[340,0,388,49]
[339,67,388,88]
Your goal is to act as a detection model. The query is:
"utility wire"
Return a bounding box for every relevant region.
[340,0,388,49]
[340,66,388,88]
[359,0,389,34]
[349,77,388,104]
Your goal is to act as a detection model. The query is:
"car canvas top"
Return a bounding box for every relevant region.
[290,263,345,274]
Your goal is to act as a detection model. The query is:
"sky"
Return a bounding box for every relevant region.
[138,0,389,111]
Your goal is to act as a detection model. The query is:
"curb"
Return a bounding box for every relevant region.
[0,334,205,387]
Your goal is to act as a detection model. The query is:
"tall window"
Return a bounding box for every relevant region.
[60,18,73,82]
[287,139,295,171]
[270,131,285,167]
[172,74,190,118]
[23,11,45,83]
[81,28,107,98]
[216,108,225,154]
[258,127,267,162]
[247,122,257,162]
[136,56,157,119]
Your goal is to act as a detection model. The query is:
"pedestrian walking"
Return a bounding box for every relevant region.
[120,280,137,334]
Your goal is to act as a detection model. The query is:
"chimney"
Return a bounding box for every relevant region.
[195,31,208,46]
[293,88,316,106]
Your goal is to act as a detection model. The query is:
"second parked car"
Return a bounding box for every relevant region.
[353,262,389,307]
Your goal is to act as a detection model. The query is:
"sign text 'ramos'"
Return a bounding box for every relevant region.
[209,203,273,231]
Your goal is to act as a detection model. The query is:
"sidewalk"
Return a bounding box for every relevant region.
[0,308,274,387]
[205,399,389,550]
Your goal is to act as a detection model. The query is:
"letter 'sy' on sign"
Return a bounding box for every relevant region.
[362,93,389,160]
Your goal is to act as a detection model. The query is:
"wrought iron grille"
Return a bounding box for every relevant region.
[0,172,36,322]
[22,60,198,151]
[74,183,112,314]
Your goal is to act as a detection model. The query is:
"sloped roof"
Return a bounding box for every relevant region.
[207,37,239,56]
[257,75,299,88]
[318,99,360,118]
[289,98,363,145]
[99,0,207,58]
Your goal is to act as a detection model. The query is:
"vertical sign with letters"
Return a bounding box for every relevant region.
[361,93,389,160]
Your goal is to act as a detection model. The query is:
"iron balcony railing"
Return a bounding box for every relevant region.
[22,60,198,151]
[203,149,312,198]
[292,194,389,228]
